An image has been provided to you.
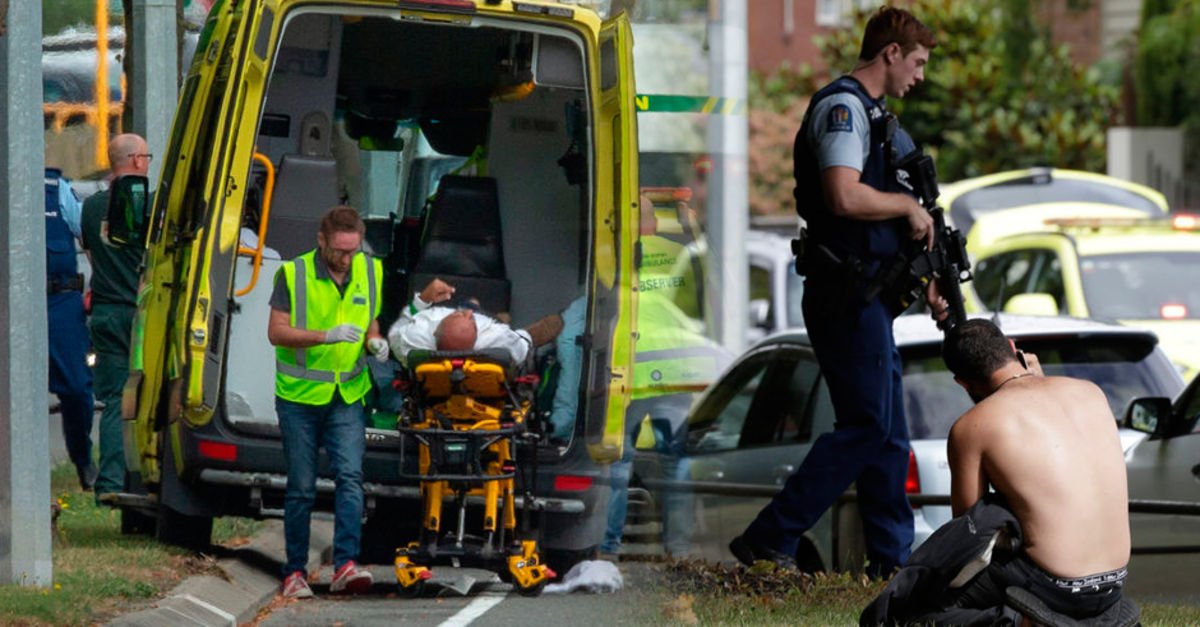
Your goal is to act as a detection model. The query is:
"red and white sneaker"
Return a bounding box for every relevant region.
[330,560,373,594]
[281,571,314,599]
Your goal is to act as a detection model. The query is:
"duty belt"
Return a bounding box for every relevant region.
[47,274,84,294]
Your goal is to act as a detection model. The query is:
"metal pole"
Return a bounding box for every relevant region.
[131,0,178,185]
[95,0,111,169]
[707,0,748,354]
[0,0,53,586]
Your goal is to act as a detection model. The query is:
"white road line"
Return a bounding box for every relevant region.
[438,590,509,627]
[175,593,237,626]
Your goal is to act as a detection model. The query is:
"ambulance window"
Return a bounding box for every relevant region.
[254,8,275,60]
[600,38,617,90]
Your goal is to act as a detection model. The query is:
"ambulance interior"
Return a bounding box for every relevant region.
[225,10,597,441]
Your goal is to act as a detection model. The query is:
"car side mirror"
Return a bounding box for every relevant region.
[1002,293,1058,317]
[105,174,151,248]
[1122,396,1173,439]
[748,298,771,329]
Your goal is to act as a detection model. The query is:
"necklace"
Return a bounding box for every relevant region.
[993,371,1034,393]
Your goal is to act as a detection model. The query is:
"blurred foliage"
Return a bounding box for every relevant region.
[44,0,104,35]
[747,0,1118,215]
[1134,0,1200,180]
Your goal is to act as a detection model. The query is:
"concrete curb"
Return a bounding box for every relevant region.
[108,518,334,627]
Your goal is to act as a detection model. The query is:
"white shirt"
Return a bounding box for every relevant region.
[387,293,532,366]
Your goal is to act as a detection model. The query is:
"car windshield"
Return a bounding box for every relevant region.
[1080,252,1200,320]
[900,334,1182,440]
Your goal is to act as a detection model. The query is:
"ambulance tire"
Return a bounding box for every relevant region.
[120,471,156,536]
[121,506,156,536]
[156,502,214,552]
[155,450,214,551]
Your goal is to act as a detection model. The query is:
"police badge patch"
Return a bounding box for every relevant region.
[828,104,853,132]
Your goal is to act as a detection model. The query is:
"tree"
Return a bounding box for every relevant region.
[1133,0,1200,183]
[747,0,1118,215]
[43,0,97,35]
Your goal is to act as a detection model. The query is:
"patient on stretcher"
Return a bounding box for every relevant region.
[387,278,563,367]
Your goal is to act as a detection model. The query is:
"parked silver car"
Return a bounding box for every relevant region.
[631,313,1185,571]
[746,229,805,343]
[1122,371,1200,554]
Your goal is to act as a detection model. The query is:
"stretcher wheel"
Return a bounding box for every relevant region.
[515,580,546,597]
[397,580,427,598]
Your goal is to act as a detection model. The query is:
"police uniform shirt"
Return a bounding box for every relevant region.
[53,176,84,237]
[807,92,872,174]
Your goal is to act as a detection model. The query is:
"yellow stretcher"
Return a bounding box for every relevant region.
[393,349,555,596]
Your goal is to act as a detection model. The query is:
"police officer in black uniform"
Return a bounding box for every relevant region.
[730,7,946,577]
[46,167,97,490]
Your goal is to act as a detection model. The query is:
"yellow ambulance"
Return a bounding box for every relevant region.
[117,0,639,572]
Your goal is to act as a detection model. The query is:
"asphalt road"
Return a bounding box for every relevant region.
[257,562,668,626]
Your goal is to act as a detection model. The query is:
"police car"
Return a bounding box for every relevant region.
[967,213,1200,381]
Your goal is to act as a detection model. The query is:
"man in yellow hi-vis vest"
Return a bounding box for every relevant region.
[268,206,388,599]
[601,194,730,559]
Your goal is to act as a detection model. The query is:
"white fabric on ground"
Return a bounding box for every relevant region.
[543,560,624,594]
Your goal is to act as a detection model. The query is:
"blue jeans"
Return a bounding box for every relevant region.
[601,394,693,556]
[276,395,367,576]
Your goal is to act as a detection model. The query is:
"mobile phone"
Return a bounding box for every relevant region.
[1016,350,1028,369]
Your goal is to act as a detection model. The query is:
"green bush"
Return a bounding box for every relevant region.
[1134,0,1200,182]
[748,0,1118,214]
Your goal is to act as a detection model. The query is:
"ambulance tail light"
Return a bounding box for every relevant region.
[553,474,593,492]
[1171,214,1199,231]
[1161,303,1188,320]
[905,450,921,509]
[198,440,238,462]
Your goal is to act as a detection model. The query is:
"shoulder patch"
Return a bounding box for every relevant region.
[827,104,853,133]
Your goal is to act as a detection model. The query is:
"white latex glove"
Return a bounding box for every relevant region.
[323,324,364,344]
[367,337,390,363]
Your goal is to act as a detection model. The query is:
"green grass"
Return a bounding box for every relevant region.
[660,562,1200,626]
[0,463,261,626]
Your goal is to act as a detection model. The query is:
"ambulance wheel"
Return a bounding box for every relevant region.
[515,580,546,597]
[120,471,155,536]
[120,505,155,536]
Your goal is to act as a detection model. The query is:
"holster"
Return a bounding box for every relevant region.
[47,273,84,295]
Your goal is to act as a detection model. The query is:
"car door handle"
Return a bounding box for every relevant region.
[700,470,725,480]
[1192,464,1200,480]
[773,465,796,484]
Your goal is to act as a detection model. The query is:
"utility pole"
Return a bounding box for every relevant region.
[707,0,749,354]
[130,0,178,184]
[0,0,53,587]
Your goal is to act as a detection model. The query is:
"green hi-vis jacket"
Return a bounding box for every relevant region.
[632,234,719,400]
[275,250,382,406]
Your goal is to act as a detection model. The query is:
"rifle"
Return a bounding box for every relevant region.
[866,150,972,331]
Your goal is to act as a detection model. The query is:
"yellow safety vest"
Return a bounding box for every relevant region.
[632,233,719,400]
[275,250,382,406]
[632,291,723,400]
